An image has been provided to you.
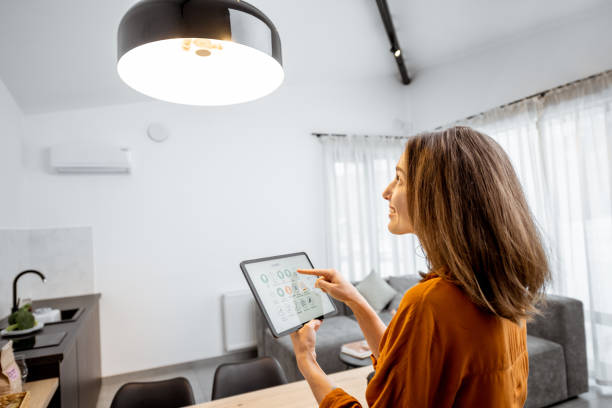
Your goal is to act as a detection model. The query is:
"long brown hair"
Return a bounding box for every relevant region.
[405,126,549,323]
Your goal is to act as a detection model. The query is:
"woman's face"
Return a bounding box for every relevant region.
[383,151,414,235]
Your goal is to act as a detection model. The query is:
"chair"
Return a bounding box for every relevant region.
[211,356,288,400]
[110,377,195,408]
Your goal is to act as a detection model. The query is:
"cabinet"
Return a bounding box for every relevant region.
[0,294,102,408]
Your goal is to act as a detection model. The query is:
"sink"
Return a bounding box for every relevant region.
[44,307,84,325]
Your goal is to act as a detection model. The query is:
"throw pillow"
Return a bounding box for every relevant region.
[387,275,422,312]
[387,275,422,293]
[355,270,398,313]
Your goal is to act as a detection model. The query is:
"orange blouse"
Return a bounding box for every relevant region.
[320,276,528,408]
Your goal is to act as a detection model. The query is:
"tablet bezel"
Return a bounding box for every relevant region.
[240,252,338,338]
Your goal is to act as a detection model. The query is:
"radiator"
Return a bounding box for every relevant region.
[221,290,258,351]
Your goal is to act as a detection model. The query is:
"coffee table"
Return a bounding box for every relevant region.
[339,351,373,368]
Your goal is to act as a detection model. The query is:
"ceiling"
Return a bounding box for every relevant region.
[392,0,609,69]
[0,0,608,114]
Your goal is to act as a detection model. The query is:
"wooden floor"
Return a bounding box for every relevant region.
[552,386,612,408]
[97,351,612,408]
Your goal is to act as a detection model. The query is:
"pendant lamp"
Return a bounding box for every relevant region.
[117,0,283,106]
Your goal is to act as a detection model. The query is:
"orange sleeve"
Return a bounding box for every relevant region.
[364,298,444,407]
[319,388,362,408]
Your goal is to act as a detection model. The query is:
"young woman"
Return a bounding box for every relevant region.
[290,126,550,407]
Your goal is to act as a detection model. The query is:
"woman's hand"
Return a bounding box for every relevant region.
[290,320,337,404]
[300,269,387,360]
[297,268,363,306]
[290,319,322,363]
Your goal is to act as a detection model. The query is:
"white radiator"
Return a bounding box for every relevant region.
[221,290,258,351]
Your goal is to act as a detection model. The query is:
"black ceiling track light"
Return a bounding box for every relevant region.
[375,0,411,85]
[117,0,284,106]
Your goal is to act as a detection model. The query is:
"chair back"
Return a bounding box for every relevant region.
[211,356,288,400]
[110,376,195,408]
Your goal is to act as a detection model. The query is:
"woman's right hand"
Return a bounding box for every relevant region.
[297,268,362,306]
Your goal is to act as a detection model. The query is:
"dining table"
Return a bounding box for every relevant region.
[189,365,372,407]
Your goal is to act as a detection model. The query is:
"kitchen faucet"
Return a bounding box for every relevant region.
[12,270,46,313]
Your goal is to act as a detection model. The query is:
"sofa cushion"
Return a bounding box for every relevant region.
[527,295,588,398]
[525,335,568,408]
[387,275,421,312]
[378,311,395,326]
[329,296,346,316]
[355,271,397,312]
[316,315,364,346]
[387,275,421,293]
[349,310,395,326]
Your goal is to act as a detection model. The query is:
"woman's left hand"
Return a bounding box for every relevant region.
[290,319,336,404]
[290,319,323,363]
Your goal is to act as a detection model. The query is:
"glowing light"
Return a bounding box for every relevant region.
[117,38,284,106]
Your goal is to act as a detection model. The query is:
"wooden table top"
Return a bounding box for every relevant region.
[23,378,58,408]
[189,365,372,408]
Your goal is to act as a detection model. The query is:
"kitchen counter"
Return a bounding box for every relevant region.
[1,294,100,363]
[24,378,59,408]
[0,294,102,408]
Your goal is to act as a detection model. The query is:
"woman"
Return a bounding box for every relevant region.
[290,126,549,407]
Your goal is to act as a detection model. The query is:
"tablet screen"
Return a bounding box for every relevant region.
[241,253,336,335]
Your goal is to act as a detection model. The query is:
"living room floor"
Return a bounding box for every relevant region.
[553,389,612,408]
[96,351,612,408]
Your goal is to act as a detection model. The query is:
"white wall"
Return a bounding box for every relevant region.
[21,76,405,376]
[0,227,94,316]
[404,5,612,131]
[0,77,24,226]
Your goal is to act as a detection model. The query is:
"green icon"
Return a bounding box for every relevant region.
[284,269,292,278]
[260,274,269,283]
[277,271,284,280]
[276,288,284,297]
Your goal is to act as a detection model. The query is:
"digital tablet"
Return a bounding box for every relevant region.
[240,252,338,337]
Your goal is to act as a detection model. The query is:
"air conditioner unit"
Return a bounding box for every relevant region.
[49,143,132,174]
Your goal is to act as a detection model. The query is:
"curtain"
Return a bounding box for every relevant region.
[320,135,428,281]
[537,74,612,386]
[461,71,612,386]
[458,100,562,291]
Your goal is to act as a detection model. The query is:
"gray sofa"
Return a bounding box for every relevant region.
[255,274,589,408]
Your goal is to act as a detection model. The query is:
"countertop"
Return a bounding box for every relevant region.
[23,377,59,408]
[0,294,101,364]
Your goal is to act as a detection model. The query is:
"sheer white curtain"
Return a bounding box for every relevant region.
[537,74,612,386]
[462,71,612,386]
[320,135,428,281]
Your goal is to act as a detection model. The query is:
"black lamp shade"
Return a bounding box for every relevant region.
[117,0,283,105]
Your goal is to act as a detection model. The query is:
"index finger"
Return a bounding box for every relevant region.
[297,269,334,279]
